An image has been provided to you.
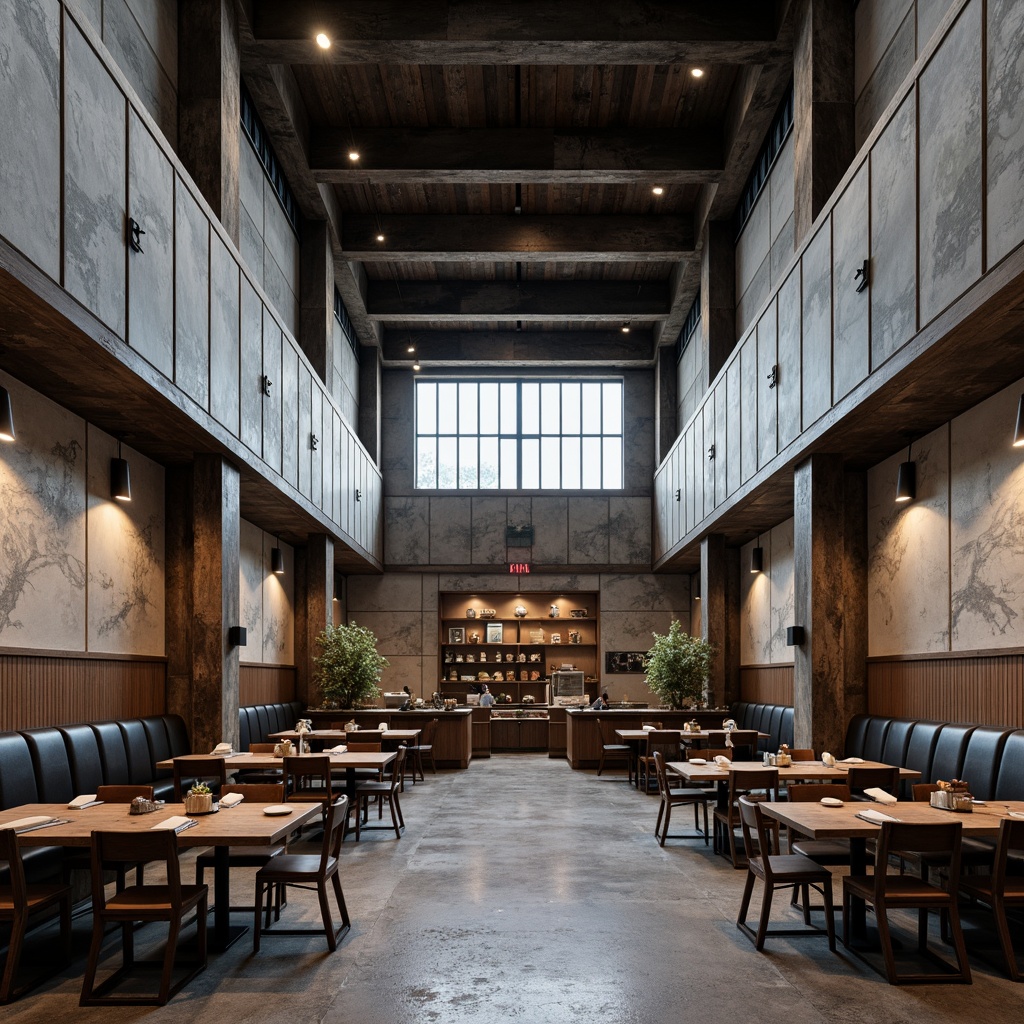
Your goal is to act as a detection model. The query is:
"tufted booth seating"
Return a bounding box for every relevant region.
[730,702,795,754]
[844,715,1024,802]
[238,702,304,748]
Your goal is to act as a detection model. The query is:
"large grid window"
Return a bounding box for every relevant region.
[415,379,624,490]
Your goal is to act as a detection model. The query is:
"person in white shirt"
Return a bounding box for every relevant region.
[480,684,496,707]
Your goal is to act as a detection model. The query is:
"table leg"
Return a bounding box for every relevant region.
[848,837,868,940]
[209,845,247,953]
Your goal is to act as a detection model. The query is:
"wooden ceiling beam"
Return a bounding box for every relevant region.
[311,128,722,184]
[382,329,655,364]
[249,0,787,65]
[365,280,670,321]
[343,214,694,260]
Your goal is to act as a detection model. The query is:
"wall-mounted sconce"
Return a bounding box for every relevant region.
[854,258,869,293]
[260,374,273,397]
[707,444,715,461]
[674,488,681,502]
[355,488,362,502]
[767,364,778,389]
[310,433,319,450]
[750,545,764,573]
[271,537,285,575]
[0,384,15,441]
[786,626,805,646]
[110,440,131,502]
[1013,394,1024,447]
[127,217,145,254]
[895,442,916,503]
[228,626,247,647]
[693,575,701,600]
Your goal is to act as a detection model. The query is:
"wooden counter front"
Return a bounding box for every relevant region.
[307,708,474,768]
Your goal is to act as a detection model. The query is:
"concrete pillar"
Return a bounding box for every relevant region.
[701,535,741,707]
[655,346,678,463]
[178,0,241,245]
[793,0,854,245]
[166,456,240,752]
[793,455,867,755]
[300,220,335,390]
[700,221,736,387]
[295,534,334,709]
[358,345,382,464]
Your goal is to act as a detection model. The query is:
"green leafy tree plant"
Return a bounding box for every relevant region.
[644,621,716,709]
[314,622,389,710]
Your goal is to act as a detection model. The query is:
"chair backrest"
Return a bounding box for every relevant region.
[847,765,900,796]
[737,795,778,863]
[90,829,184,911]
[173,756,227,800]
[347,730,383,745]
[283,755,337,802]
[346,741,382,752]
[728,730,759,756]
[249,743,277,754]
[321,796,349,870]
[787,748,816,761]
[872,822,962,900]
[419,719,440,745]
[596,718,616,744]
[699,748,734,760]
[0,828,27,906]
[653,750,678,797]
[221,782,285,803]
[787,782,851,802]
[991,818,1024,890]
[641,721,662,730]
[96,784,154,802]
[727,767,779,802]
[388,747,407,790]
[645,730,681,763]
[912,783,940,802]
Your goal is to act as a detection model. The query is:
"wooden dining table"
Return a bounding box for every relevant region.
[613,728,768,789]
[267,728,420,749]
[0,799,321,952]
[758,798,1024,944]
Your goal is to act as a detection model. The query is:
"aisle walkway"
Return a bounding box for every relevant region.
[6,756,1021,1022]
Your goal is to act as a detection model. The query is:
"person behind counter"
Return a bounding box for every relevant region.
[590,691,609,710]
[480,684,495,707]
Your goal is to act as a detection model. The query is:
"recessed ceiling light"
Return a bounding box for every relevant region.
[376,233,385,242]
[621,324,630,333]
[348,150,360,161]
[315,32,331,49]
[691,67,704,79]
[407,346,415,353]
[652,186,664,196]
[412,362,421,371]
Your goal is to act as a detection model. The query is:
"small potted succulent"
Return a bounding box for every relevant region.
[184,782,214,814]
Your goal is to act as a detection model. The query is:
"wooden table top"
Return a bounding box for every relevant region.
[616,729,767,742]
[158,751,397,771]
[759,799,1024,839]
[267,728,420,742]
[0,800,321,848]
[665,758,921,783]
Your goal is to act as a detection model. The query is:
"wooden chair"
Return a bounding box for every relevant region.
[96,784,155,803]
[786,784,854,915]
[736,796,836,952]
[706,729,759,759]
[595,718,632,782]
[638,730,681,792]
[194,783,288,916]
[959,817,1024,980]
[787,749,816,761]
[64,785,156,887]
[80,829,208,1006]
[405,718,439,784]
[0,828,72,1004]
[842,821,971,984]
[172,756,227,801]
[253,795,351,952]
[238,743,284,785]
[713,767,779,868]
[353,747,407,840]
[653,751,710,846]
[847,765,900,800]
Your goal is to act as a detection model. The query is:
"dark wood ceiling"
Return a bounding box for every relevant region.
[238,0,796,367]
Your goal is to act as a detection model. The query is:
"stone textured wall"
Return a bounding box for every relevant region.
[239,519,295,666]
[739,520,795,667]
[868,378,1024,655]
[331,319,360,429]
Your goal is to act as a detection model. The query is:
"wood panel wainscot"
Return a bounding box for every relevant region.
[740,665,794,707]
[240,664,297,706]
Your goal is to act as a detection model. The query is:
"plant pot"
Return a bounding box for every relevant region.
[184,793,213,814]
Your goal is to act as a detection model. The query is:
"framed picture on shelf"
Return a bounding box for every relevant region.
[448,627,466,644]
[486,623,503,643]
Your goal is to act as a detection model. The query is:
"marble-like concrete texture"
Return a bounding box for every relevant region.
[385,497,430,565]
[608,497,651,565]
[239,518,264,647]
[64,19,126,338]
[470,496,507,565]
[919,0,958,49]
[918,0,982,327]
[239,280,263,455]
[261,312,283,473]
[740,337,758,484]
[531,496,569,564]
[776,271,801,450]
[568,497,610,564]
[740,536,772,665]
[870,93,916,368]
[832,166,870,402]
[757,305,778,469]
[174,180,210,409]
[209,235,240,435]
[86,427,164,655]
[725,361,742,497]
[0,0,61,280]
[0,372,86,650]
[298,362,313,500]
[801,226,832,428]
[950,382,1024,649]
[280,339,298,487]
[429,497,472,564]
[127,111,174,378]
[986,0,1024,268]
[702,402,716,518]
[867,425,950,656]
[312,387,325,511]
[855,0,915,146]
[768,519,796,663]
[262,538,293,664]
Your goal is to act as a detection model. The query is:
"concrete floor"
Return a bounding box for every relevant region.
[6,756,1024,1022]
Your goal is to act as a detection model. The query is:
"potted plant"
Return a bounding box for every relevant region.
[314,622,389,710]
[184,782,213,815]
[644,621,715,709]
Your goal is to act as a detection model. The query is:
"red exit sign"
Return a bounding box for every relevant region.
[508,562,531,575]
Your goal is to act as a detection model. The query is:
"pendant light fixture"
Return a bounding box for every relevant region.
[895,441,916,503]
[110,440,132,501]
[1013,394,1024,447]
[750,542,764,573]
[0,384,14,441]
[271,536,285,575]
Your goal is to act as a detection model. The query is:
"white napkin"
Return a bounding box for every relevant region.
[714,755,731,767]
[864,787,898,805]
[641,725,655,731]
[855,808,900,823]
[68,794,99,809]
[327,744,348,753]
[821,752,836,766]
[1009,811,1024,820]
[3,815,57,832]
[152,815,193,831]
[839,757,865,764]
[211,742,233,755]
[219,792,244,807]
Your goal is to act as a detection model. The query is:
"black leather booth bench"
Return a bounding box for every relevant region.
[730,701,795,753]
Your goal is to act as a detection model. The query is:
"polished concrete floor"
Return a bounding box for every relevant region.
[6,756,1024,1022]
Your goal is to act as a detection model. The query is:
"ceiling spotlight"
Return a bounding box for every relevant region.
[376,233,385,242]
[348,150,360,161]
[621,324,630,333]
[315,32,331,49]
[691,67,705,79]
[407,346,415,353]
[652,186,664,196]
[412,362,421,372]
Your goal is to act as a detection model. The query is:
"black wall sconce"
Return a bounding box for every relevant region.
[707,444,715,461]
[260,374,273,397]
[1013,394,1024,447]
[355,488,362,502]
[854,258,869,293]
[693,575,701,600]
[127,217,145,253]
[0,384,15,442]
[228,626,247,647]
[674,488,681,502]
[310,433,319,450]
[110,440,132,502]
[786,626,805,646]
[767,364,778,389]
[895,441,916,503]
[750,544,764,573]
[271,537,285,575]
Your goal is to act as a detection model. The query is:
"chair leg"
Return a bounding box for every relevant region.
[0,910,26,1004]
[80,915,105,1005]
[659,800,672,846]
[945,900,972,983]
[821,883,836,952]
[842,887,851,948]
[158,917,181,1005]
[317,882,337,952]
[654,798,665,840]
[755,882,774,951]
[875,903,899,984]
[701,802,709,846]
[331,871,351,928]
[992,896,1021,981]
[737,871,756,931]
